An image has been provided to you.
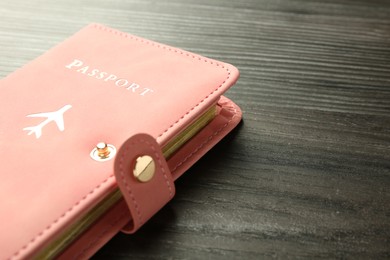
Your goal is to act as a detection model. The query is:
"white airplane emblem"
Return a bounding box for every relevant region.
[23,105,72,138]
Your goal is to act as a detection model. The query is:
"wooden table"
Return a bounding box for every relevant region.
[1,0,389,258]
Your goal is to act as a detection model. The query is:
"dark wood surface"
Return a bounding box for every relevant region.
[1,0,390,259]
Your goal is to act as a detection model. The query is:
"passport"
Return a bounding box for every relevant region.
[0,24,242,259]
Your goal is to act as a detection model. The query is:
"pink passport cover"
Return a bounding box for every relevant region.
[0,24,241,259]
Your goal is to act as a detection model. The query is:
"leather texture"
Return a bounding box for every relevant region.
[0,24,240,259]
[57,96,242,260]
[114,133,175,234]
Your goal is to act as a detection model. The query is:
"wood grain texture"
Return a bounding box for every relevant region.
[1,0,389,259]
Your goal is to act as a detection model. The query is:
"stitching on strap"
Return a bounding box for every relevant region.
[118,138,174,230]
[118,143,142,226]
[146,140,174,197]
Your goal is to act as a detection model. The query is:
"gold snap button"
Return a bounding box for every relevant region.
[96,142,111,158]
[90,142,116,162]
[133,155,155,182]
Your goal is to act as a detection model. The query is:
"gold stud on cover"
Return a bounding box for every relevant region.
[96,142,111,158]
[133,155,155,182]
[90,142,116,162]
